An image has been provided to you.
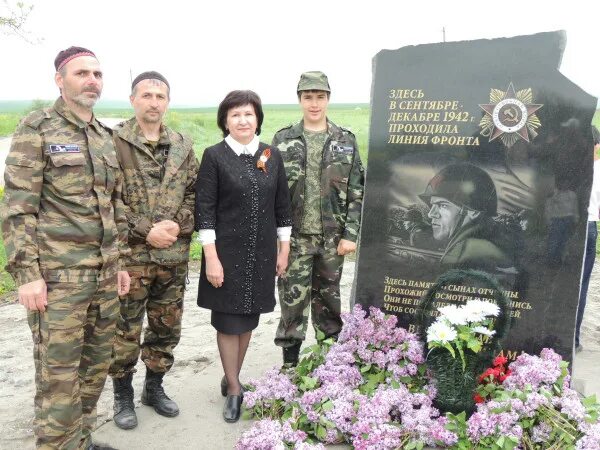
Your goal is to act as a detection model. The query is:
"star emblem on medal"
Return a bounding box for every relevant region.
[478,82,543,148]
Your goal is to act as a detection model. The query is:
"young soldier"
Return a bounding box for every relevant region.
[108,71,199,430]
[1,46,130,450]
[273,71,365,366]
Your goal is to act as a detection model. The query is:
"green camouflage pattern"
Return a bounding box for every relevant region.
[297,71,331,93]
[113,118,199,266]
[1,97,130,286]
[109,263,187,377]
[300,129,327,234]
[275,234,344,347]
[272,119,365,249]
[1,97,128,449]
[28,273,119,449]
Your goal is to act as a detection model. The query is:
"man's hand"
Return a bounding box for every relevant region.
[117,271,131,296]
[146,223,177,248]
[154,220,180,237]
[337,238,356,256]
[18,279,47,312]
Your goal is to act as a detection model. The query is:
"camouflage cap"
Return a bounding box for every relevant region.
[297,71,331,93]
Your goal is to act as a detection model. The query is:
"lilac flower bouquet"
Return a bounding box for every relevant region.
[239,305,456,449]
[450,348,600,449]
[237,306,600,449]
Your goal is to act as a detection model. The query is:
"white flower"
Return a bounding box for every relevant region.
[427,320,457,343]
[437,305,468,325]
[463,299,500,322]
[472,326,496,337]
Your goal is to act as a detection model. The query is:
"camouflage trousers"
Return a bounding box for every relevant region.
[275,234,344,348]
[109,263,187,378]
[28,272,119,450]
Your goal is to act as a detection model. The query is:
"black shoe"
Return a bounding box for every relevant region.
[141,369,179,417]
[221,376,247,397]
[223,394,243,423]
[88,444,118,450]
[282,344,301,368]
[112,373,137,430]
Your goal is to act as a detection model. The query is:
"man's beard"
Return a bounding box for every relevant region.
[141,110,162,123]
[69,88,101,109]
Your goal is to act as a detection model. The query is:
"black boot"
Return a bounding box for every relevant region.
[282,344,301,368]
[112,373,137,430]
[141,369,179,417]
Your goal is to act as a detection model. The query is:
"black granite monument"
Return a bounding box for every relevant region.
[355,31,597,362]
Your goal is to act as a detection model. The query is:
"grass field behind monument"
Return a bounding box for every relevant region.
[0,105,599,295]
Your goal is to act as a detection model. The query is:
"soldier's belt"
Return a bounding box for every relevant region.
[42,268,116,283]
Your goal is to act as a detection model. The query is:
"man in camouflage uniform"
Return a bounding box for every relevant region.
[273,71,365,366]
[1,46,130,450]
[108,71,198,430]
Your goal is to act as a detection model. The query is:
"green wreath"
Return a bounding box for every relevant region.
[416,268,511,415]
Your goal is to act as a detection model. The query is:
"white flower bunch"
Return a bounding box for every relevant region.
[427,299,500,368]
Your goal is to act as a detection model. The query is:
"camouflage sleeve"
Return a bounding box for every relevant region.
[126,210,152,242]
[174,142,199,237]
[271,131,283,149]
[0,122,45,286]
[273,148,292,227]
[194,148,218,231]
[112,134,152,243]
[112,163,131,264]
[342,135,365,242]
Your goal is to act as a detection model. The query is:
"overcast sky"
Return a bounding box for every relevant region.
[1,0,598,107]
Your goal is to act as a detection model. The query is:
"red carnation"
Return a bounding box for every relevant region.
[493,355,508,367]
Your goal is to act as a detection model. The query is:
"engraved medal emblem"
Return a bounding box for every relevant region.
[479,82,543,148]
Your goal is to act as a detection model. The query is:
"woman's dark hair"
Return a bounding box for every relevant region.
[217,90,264,137]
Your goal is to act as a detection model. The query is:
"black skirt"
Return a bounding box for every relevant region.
[211,310,260,335]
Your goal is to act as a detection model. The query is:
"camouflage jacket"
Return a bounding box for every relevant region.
[272,119,365,246]
[113,118,199,266]
[1,97,129,286]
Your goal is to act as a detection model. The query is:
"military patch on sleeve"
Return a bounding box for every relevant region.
[48,144,81,153]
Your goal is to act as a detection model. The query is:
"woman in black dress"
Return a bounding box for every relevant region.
[194,90,292,422]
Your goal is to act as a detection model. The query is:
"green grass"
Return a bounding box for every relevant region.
[0,114,20,136]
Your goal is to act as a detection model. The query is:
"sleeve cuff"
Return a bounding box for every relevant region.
[174,209,194,236]
[277,226,292,242]
[198,229,216,245]
[342,229,358,243]
[12,266,43,287]
[133,217,153,238]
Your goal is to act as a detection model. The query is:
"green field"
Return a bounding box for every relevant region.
[0,103,599,295]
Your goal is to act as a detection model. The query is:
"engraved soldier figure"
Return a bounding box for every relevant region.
[1,46,131,450]
[420,163,516,272]
[273,71,365,366]
[108,71,199,429]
